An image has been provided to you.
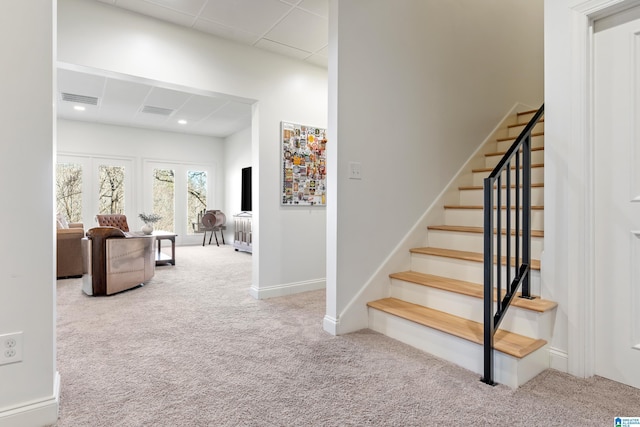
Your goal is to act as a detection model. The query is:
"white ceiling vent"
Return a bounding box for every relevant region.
[61,92,99,106]
[141,105,175,116]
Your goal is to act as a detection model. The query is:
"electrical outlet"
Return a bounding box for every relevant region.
[0,332,23,366]
[348,161,362,180]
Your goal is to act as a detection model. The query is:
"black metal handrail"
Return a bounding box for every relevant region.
[481,104,544,386]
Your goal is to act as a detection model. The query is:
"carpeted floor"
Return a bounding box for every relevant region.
[53,244,640,426]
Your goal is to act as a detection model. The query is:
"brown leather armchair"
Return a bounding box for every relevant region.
[56,222,85,278]
[96,214,130,231]
[82,227,155,296]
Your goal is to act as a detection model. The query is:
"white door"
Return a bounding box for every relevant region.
[594,6,640,389]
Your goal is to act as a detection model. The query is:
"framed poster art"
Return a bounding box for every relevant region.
[281,121,327,206]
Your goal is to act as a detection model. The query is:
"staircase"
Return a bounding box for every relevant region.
[367,109,556,388]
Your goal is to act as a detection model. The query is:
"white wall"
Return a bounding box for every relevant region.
[326,0,545,334]
[0,2,59,426]
[224,127,252,243]
[542,0,640,377]
[57,119,226,244]
[542,0,572,374]
[58,0,328,297]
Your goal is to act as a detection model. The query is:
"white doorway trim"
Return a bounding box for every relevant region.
[567,0,640,378]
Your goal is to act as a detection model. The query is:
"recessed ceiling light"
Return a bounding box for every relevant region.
[178,119,187,125]
[73,105,85,111]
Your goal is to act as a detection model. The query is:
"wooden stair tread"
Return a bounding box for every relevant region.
[486,146,544,157]
[427,225,544,238]
[444,205,544,210]
[389,271,557,312]
[367,297,547,358]
[459,183,544,191]
[517,109,542,117]
[508,118,544,128]
[409,247,541,270]
[496,132,544,142]
[472,163,543,173]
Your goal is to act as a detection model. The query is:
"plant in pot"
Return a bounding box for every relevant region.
[139,213,162,235]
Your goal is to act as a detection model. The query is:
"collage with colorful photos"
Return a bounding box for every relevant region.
[281,121,327,206]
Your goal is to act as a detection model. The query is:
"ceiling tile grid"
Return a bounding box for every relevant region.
[97,0,328,67]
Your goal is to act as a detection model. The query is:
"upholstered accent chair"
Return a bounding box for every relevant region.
[56,221,85,279]
[96,214,130,232]
[82,226,155,296]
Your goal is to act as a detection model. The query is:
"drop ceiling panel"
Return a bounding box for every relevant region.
[255,39,311,59]
[264,8,327,53]
[58,71,106,101]
[192,18,261,45]
[175,96,230,122]
[124,0,208,16]
[142,87,192,110]
[207,101,252,120]
[101,78,153,120]
[298,0,329,18]
[114,0,198,26]
[96,0,329,68]
[199,0,292,35]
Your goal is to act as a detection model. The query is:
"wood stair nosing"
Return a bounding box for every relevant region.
[508,118,544,129]
[472,163,544,173]
[427,224,544,238]
[485,146,544,158]
[409,246,541,270]
[458,183,544,191]
[389,271,557,312]
[367,297,547,358]
[496,132,544,143]
[517,109,543,117]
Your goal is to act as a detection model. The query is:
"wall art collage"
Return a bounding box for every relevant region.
[281,121,327,206]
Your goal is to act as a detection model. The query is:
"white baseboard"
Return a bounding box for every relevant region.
[323,315,339,335]
[549,347,569,373]
[249,278,325,299]
[0,371,60,427]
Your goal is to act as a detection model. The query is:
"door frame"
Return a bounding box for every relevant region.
[567,0,640,378]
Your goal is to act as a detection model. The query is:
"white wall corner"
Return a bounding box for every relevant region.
[0,372,60,427]
[249,278,325,300]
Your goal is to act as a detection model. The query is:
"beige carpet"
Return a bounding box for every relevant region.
[53,244,639,426]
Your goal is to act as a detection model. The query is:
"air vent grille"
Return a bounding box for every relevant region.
[141,105,174,116]
[61,92,99,106]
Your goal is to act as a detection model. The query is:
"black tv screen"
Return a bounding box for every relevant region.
[241,166,252,212]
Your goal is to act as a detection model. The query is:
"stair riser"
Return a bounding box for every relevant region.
[427,230,544,259]
[507,122,544,138]
[485,150,544,169]
[517,112,539,124]
[444,209,544,229]
[390,279,553,340]
[459,186,544,206]
[410,253,541,295]
[497,135,544,152]
[368,308,550,388]
[472,167,544,186]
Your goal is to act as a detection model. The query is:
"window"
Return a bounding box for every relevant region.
[56,163,83,223]
[153,168,175,232]
[187,170,207,235]
[98,165,125,214]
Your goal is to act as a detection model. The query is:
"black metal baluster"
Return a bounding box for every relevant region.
[482,177,495,385]
[522,132,532,298]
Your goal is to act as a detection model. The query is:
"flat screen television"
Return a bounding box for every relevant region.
[241,166,252,212]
